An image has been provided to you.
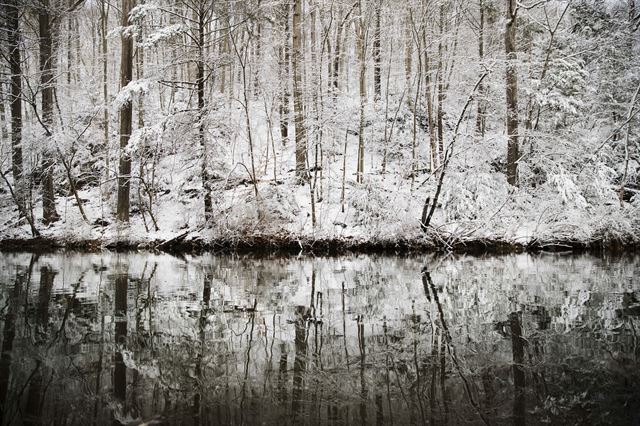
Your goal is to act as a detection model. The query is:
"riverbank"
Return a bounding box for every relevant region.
[1,231,638,255]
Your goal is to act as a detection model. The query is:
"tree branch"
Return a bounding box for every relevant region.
[421,69,491,233]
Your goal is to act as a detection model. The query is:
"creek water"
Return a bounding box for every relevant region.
[0,251,638,425]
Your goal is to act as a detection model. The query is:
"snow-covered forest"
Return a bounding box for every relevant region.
[1,0,639,249]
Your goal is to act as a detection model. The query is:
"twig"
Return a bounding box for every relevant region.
[577,108,640,177]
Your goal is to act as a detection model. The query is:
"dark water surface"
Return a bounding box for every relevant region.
[0,252,639,425]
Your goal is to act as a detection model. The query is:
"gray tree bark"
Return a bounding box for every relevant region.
[505,0,519,186]
[356,0,366,184]
[101,0,110,179]
[279,1,291,144]
[39,0,60,224]
[116,0,135,222]
[475,0,487,136]
[6,0,24,208]
[292,0,307,181]
[196,1,212,219]
[373,0,382,100]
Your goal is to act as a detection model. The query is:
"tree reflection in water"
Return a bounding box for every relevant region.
[0,252,639,425]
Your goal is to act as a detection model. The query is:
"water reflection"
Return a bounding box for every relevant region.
[0,252,639,425]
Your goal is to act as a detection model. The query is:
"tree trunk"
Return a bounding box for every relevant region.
[332,3,357,99]
[422,19,437,169]
[411,8,423,178]
[437,4,445,157]
[505,0,519,186]
[292,0,307,181]
[197,2,212,219]
[39,0,60,224]
[219,28,228,94]
[326,33,332,95]
[356,1,366,184]
[136,26,144,129]
[475,0,487,136]
[332,9,343,97]
[136,17,154,230]
[101,0,110,178]
[6,0,24,209]
[116,0,135,222]
[279,1,291,144]
[373,0,382,100]
[253,0,263,96]
[404,9,413,100]
[0,83,7,142]
[66,6,73,85]
[310,0,318,86]
[629,0,636,51]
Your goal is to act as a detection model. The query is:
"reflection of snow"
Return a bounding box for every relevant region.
[561,289,591,330]
[122,350,160,379]
[1,252,639,425]
[1,252,637,346]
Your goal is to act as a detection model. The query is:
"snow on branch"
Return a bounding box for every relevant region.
[107,25,138,40]
[129,2,160,21]
[549,169,588,208]
[113,79,151,111]
[143,24,187,47]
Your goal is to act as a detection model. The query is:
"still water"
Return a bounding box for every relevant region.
[0,252,639,425]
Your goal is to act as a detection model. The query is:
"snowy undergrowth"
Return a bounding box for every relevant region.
[1,92,639,250]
